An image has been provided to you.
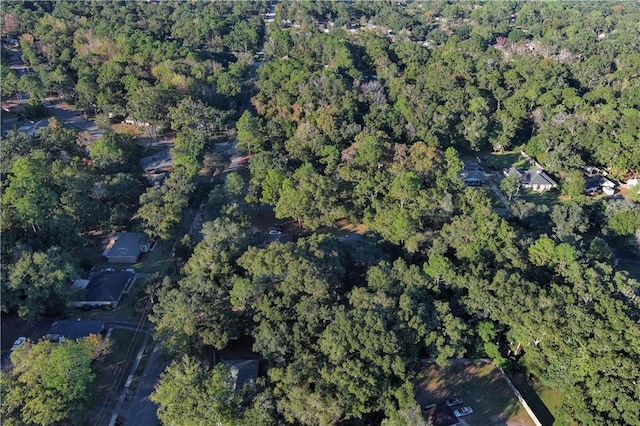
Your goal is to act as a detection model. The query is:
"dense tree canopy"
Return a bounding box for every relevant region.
[4,1,640,425]
[1,337,108,426]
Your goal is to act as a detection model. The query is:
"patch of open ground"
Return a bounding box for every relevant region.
[511,373,563,426]
[334,218,367,236]
[415,361,535,426]
[518,188,560,205]
[111,123,142,136]
[481,151,536,172]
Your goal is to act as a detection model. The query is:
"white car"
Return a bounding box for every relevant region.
[268,228,282,235]
[453,406,473,418]
[10,337,26,352]
[445,397,463,407]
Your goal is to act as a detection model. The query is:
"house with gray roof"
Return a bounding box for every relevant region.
[460,162,487,186]
[140,149,172,174]
[103,232,150,263]
[585,174,615,195]
[504,168,557,192]
[45,320,105,342]
[18,119,48,136]
[521,169,557,192]
[72,270,134,309]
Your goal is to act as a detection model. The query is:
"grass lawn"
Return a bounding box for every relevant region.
[111,123,142,136]
[415,361,536,426]
[511,373,568,426]
[518,189,560,205]
[481,151,535,171]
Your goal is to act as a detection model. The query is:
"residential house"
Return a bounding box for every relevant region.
[141,150,172,186]
[72,270,135,309]
[140,149,172,175]
[585,174,616,196]
[124,117,150,127]
[460,163,486,187]
[504,168,557,192]
[45,320,105,342]
[103,232,150,263]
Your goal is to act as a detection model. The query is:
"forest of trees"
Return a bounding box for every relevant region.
[2,1,640,425]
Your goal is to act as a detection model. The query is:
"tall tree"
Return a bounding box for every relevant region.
[274,163,342,229]
[1,339,96,426]
[4,247,79,321]
[151,357,242,426]
[1,151,58,234]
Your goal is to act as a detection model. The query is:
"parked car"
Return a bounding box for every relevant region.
[10,337,26,352]
[445,397,463,407]
[453,406,473,418]
[268,228,282,235]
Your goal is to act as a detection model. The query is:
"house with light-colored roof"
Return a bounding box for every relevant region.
[102,233,150,263]
[504,168,557,192]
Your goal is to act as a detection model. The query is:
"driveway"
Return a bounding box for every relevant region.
[43,101,104,141]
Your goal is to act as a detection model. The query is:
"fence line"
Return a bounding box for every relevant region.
[496,366,543,426]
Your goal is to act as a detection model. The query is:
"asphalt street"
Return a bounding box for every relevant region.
[121,344,167,426]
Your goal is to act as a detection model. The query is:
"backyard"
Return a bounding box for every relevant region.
[415,361,536,426]
[481,150,536,172]
[476,150,561,207]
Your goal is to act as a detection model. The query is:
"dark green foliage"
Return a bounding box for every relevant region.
[6,2,640,425]
[151,357,243,426]
[1,339,99,425]
[3,246,79,321]
[89,130,141,173]
[137,166,195,241]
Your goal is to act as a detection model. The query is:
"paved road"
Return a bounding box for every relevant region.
[122,344,167,426]
[105,321,150,333]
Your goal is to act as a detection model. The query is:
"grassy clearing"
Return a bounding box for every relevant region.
[483,152,520,170]
[518,189,560,206]
[111,123,141,136]
[415,361,535,426]
[480,151,535,171]
[511,373,566,426]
